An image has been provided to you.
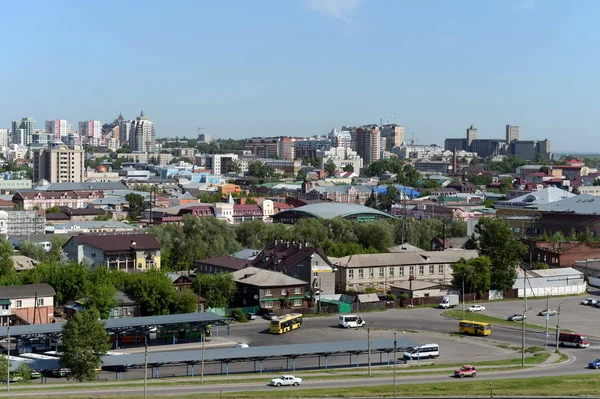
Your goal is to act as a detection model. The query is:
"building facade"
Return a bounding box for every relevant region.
[32,141,85,183]
[78,120,102,143]
[379,124,404,148]
[506,125,519,143]
[11,117,36,145]
[128,111,156,153]
[355,125,380,165]
[45,119,70,140]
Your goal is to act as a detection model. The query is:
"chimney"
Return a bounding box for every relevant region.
[452,147,457,176]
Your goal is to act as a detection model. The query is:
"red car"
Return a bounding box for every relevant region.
[454,365,477,378]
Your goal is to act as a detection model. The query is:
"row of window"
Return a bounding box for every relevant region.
[264,288,302,297]
[348,265,446,279]
[9,299,45,308]
[263,299,303,308]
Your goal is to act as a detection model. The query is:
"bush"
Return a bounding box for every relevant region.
[399,293,409,300]
[230,308,248,323]
[16,362,32,383]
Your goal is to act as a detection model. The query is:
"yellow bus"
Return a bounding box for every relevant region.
[459,320,491,336]
[269,313,303,334]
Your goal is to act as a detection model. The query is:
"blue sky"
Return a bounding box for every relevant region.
[1,0,599,152]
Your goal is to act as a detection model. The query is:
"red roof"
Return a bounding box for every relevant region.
[273,203,292,210]
[233,204,262,211]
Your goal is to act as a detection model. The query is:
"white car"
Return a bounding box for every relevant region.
[234,343,249,348]
[467,305,486,312]
[268,375,302,387]
[581,298,598,306]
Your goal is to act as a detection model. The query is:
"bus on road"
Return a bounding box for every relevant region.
[459,320,491,336]
[270,313,303,334]
[559,332,589,348]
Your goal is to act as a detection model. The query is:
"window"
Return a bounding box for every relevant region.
[389,267,394,277]
[369,268,374,278]
[16,300,22,308]
[37,298,44,306]
[292,271,298,277]
[293,299,302,307]
[313,272,318,278]
[358,269,364,279]
[264,301,274,308]
[264,289,272,297]
[281,289,288,296]
[409,266,414,276]
[379,268,384,278]
[429,265,434,275]
[439,265,444,274]
[349,269,354,279]
[294,287,302,294]
[399,267,404,277]
[419,265,424,275]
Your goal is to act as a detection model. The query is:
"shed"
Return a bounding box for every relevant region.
[390,281,452,299]
[514,267,586,297]
[356,293,380,303]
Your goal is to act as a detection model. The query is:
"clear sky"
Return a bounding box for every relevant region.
[1,0,599,152]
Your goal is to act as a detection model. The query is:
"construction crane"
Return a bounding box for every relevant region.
[379,113,396,126]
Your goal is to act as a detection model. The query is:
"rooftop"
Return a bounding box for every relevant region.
[0,283,56,299]
[232,266,307,287]
[337,250,479,268]
[537,194,600,215]
[64,233,160,252]
[276,202,394,220]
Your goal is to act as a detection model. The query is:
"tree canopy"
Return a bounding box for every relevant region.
[125,193,146,221]
[193,273,237,308]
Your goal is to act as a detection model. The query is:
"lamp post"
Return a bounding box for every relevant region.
[461,274,465,320]
[143,335,148,399]
[201,327,206,383]
[555,300,568,351]
[6,323,10,393]
[521,306,531,367]
[392,332,397,397]
[367,321,373,377]
[489,382,493,399]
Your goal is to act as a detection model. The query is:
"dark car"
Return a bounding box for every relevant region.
[508,313,526,321]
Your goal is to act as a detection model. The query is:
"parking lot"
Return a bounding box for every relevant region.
[480,290,600,337]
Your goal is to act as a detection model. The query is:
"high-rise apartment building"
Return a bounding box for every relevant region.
[78,120,102,141]
[128,111,156,152]
[119,119,131,144]
[506,125,520,144]
[12,117,36,145]
[380,124,405,148]
[0,129,9,148]
[32,140,85,183]
[466,125,478,147]
[355,125,381,165]
[45,119,70,140]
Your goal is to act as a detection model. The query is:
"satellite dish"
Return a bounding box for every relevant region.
[254,295,258,300]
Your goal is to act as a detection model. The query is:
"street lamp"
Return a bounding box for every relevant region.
[521,306,532,367]
[393,332,397,397]
[367,321,373,377]
[555,300,568,351]
[489,382,493,399]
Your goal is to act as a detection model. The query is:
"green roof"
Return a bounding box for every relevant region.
[0,299,10,305]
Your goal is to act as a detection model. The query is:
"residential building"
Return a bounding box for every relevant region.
[316,146,363,173]
[0,283,55,325]
[231,266,308,310]
[506,125,520,143]
[466,125,478,147]
[355,125,380,165]
[11,117,36,145]
[62,233,161,271]
[197,255,249,274]
[331,128,352,148]
[263,159,302,174]
[167,273,193,291]
[379,124,404,148]
[536,194,600,237]
[117,152,173,165]
[0,179,32,194]
[78,120,102,142]
[244,137,280,159]
[0,128,9,148]
[295,139,330,159]
[128,111,156,153]
[110,291,140,319]
[0,210,46,236]
[335,249,479,292]
[522,239,600,268]
[251,240,337,297]
[119,118,131,144]
[50,221,138,235]
[45,119,70,140]
[12,190,104,210]
[32,140,85,183]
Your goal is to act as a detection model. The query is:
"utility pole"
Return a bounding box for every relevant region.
[143,336,148,399]
[461,274,465,320]
[393,332,397,397]
[7,323,10,392]
[521,267,527,367]
[201,328,206,383]
[556,300,567,351]
[545,292,550,347]
[367,322,373,377]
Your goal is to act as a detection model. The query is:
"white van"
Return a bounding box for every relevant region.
[338,315,366,328]
[403,343,439,360]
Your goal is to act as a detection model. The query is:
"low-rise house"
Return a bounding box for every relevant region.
[335,249,479,292]
[12,190,105,210]
[11,255,40,272]
[231,266,308,310]
[50,220,138,235]
[0,283,55,325]
[167,273,194,291]
[390,281,452,299]
[62,233,161,271]
[196,255,249,274]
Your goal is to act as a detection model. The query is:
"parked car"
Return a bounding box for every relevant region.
[262,312,278,321]
[466,305,485,312]
[454,365,477,378]
[538,309,557,316]
[581,298,597,306]
[588,358,600,369]
[508,314,527,321]
[234,343,249,348]
[268,375,302,387]
[595,302,600,309]
[246,312,257,320]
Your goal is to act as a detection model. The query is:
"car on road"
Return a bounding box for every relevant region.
[507,313,527,321]
[454,365,477,378]
[263,312,278,321]
[466,305,485,312]
[538,309,557,316]
[234,343,249,348]
[581,298,598,306]
[268,375,302,386]
[588,359,600,369]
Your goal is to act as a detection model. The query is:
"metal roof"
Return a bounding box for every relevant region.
[19,338,419,371]
[537,194,600,215]
[276,203,394,220]
[0,312,228,338]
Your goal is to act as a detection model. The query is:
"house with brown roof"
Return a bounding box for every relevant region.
[12,190,104,210]
[196,255,249,274]
[62,233,161,271]
[0,283,56,325]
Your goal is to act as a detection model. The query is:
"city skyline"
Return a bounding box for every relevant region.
[2,1,599,151]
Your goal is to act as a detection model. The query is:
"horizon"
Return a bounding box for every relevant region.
[2,0,600,153]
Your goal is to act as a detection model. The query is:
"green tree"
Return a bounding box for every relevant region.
[17,241,46,262]
[193,273,236,308]
[85,282,118,319]
[45,205,62,214]
[342,164,354,173]
[532,261,549,270]
[46,235,68,263]
[40,262,88,304]
[452,256,492,296]
[296,169,307,182]
[325,160,337,177]
[235,220,269,249]
[170,289,199,314]
[59,308,110,381]
[123,269,175,316]
[15,362,32,383]
[474,218,526,292]
[293,218,331,248]
[499,177,514,193]
[125,193,146,220]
